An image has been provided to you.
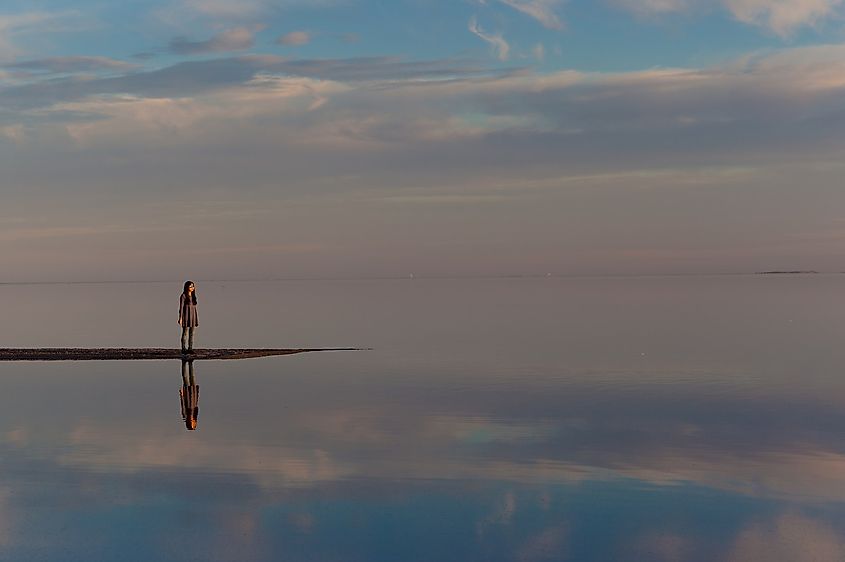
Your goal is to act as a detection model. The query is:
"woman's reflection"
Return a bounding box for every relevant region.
[180,359,200,430]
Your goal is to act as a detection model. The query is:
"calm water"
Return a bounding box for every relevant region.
[1,276,845,561]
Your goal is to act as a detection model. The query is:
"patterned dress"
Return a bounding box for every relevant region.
[179,293,198,327]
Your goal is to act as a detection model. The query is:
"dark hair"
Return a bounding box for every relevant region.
[183,280,197,305]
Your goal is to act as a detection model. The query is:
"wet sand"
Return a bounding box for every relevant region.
[0,348,362,361]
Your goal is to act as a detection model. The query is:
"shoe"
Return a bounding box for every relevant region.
[186,349,195,355]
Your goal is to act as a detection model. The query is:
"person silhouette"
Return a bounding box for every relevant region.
[178,281,199,354]
[180,359,200,430]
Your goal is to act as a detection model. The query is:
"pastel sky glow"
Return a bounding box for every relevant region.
[1,0,845,280]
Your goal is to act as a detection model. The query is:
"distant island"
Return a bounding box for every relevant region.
[755,270,819,275]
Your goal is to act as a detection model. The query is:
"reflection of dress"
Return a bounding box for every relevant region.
[180,384,200,422]
[180,360,200,430]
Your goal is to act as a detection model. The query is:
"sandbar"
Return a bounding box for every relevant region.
[0,348,361,361]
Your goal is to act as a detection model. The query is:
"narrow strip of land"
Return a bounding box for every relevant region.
[0,348,362,361]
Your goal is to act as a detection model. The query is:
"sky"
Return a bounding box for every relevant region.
[1,0,844,281]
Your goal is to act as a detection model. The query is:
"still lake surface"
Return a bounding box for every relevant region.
[1,275,844,561]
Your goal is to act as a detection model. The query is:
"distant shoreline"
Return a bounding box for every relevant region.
[755,271,819,275]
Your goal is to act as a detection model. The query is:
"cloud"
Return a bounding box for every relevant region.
[161,0,346,24]
[614,0,845,34]
[0,11,68,59]
[3,43,845,172]
[277,31,311,45]
[469,16,511,61]
[2,44,845,281]
[498,0,566,29]
[612,0,690,16]
[170,26,261,54]
[179,0,268,19]
[0,12,57,32]
[5,56,137,74]
[723,0,845,36]
[4,44,845,157]
[52,76,349,146]
[0,55,498,114]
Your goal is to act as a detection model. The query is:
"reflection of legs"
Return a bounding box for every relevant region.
[181,359,195,385]
[181,326,189,352]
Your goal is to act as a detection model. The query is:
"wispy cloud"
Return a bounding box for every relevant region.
[723,0,845,36]
[0,11,68,60]
[468,16,511,61]
[613,0,845,35]
[612,0,690,16]
[4,44,845,154]
[277,31,311,46]
[497,0,565,29]
[161,0,346,24]
[0,55,497,114]
[169,26,262,54]
[5,56,137,74]
[180,0,268,19]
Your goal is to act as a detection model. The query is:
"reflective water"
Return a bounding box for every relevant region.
[1,276,844,561]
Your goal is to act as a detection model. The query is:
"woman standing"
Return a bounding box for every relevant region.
[178,281,199,354]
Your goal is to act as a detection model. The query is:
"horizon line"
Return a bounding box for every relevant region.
[0,271,838,286]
